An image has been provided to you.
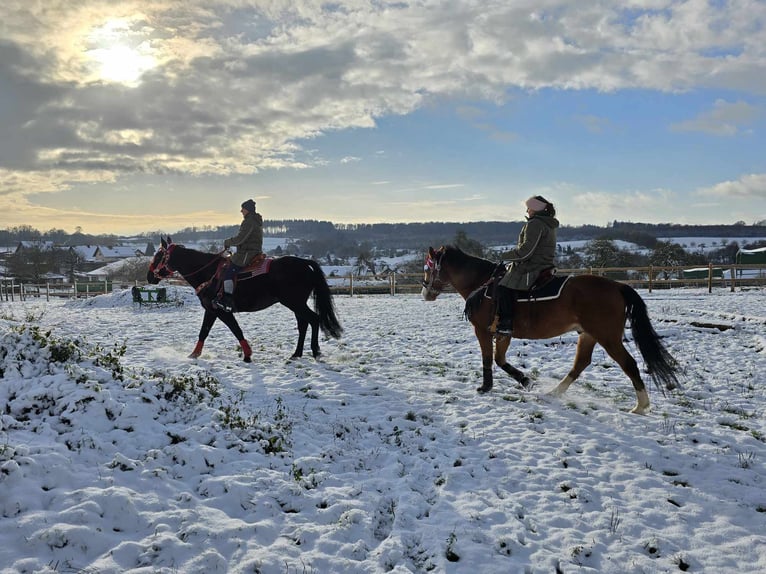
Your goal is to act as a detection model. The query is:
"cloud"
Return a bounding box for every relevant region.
[696,173,766,199]
[0,0,765,209]
[670,99,760,136]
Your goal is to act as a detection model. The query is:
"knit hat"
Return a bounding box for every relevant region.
[525,196,548,213]
[241,199,256,213]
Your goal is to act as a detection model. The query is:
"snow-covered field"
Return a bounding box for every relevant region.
[1,286,765,573]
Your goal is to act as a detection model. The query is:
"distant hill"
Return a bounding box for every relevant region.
[3,220,766,255]
[167,220,766,251]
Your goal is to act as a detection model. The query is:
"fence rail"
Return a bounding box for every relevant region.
[2,263,765,301]
[0,280,114,302]
[326,262,766,295]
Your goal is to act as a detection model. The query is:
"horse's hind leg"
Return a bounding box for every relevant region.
[551,333,597,397]
[291,314,310,359]
[285,301,320,359]
[600,339,650,415]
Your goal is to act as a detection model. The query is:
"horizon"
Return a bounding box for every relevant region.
[3,218,766,241]
[2,1,765,235]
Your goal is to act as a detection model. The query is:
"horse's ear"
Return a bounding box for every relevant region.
[167,235,173,245]
[161,237,168,249]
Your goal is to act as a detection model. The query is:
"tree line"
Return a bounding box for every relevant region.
[3,220,765,282]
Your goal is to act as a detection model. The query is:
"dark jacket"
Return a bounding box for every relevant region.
[224,212,263,267]
[499,214,559,290]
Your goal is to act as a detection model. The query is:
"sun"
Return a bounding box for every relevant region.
[85,19,156,85]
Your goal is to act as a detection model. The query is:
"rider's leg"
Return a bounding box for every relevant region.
[496,286,516,335]
[215,263,240,311]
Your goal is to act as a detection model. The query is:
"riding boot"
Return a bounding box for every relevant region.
[495,285,516,335]
[214,279,236,312]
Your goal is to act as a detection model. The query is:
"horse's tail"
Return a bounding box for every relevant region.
[621,284,679,392]
[308,260,343,339]
[463,285,487,321]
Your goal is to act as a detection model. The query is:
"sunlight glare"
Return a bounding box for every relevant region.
[86,19,156,85]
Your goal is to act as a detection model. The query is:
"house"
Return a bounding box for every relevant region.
[93,245,145,262]
[68,245,98,262]
[14,240,55,254]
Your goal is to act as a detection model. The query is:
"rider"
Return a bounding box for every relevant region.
[495,195,559,336]
[214,199,264,312]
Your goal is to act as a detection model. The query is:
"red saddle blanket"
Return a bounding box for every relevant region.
[238,256,272,279]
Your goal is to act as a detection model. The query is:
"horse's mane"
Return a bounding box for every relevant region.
[442,245,498,275]
[170,244,225,279]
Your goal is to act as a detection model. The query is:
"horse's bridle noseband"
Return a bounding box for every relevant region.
[422,250,449,297]
[148,244,177,279]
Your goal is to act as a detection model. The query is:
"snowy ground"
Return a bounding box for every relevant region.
[1,286,765,573]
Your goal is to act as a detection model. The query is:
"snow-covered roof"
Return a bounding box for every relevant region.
[69,245,98,261]
[87,256,151,276]
[96,245,144,258]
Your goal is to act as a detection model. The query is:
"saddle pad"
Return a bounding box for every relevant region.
[239,257,272,279]
[518,275,571,302]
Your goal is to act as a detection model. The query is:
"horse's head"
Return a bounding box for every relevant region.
[421,246,451,301]
[147,236,177,284]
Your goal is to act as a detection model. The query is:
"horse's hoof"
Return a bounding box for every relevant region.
[188,352,201,359]
[476,384,493,393]
[243,356,252,363]
[520,377,532,390]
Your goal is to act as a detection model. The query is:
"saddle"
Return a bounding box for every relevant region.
[196,254,272,297]
[516,274,570,302]
[481,266,564,302]
[237,254,271,278]
[465,266,567,323]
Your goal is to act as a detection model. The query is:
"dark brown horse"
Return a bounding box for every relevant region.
[422,246,679,414]
[147,237,342,362]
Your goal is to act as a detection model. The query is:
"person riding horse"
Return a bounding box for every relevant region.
[214,199,264,312]
[496,196,560,335]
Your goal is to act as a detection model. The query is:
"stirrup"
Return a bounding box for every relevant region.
[213,295,234,312]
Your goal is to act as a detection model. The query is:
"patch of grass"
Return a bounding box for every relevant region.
[720,420,749,432]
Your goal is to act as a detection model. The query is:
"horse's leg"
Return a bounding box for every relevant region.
[599,338,650,415]
[284,302,320,359]
[190,309,218,358]
[216,311,252,363]
[550,333,597,397]
[291,314,310,359]
[473,324,496,393]
[493,336,531,389]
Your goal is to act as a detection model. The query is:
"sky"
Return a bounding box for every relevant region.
[1,286,765,572]
[1,0,765,236]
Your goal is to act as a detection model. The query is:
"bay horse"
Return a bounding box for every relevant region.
[147,237,342,362]
[422,245,679,414]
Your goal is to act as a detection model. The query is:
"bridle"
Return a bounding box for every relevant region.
[148,243,177,279]
[422,249,449,297]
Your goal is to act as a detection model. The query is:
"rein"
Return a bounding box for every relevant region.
[150,244,225,282]
[424,247,506,298]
